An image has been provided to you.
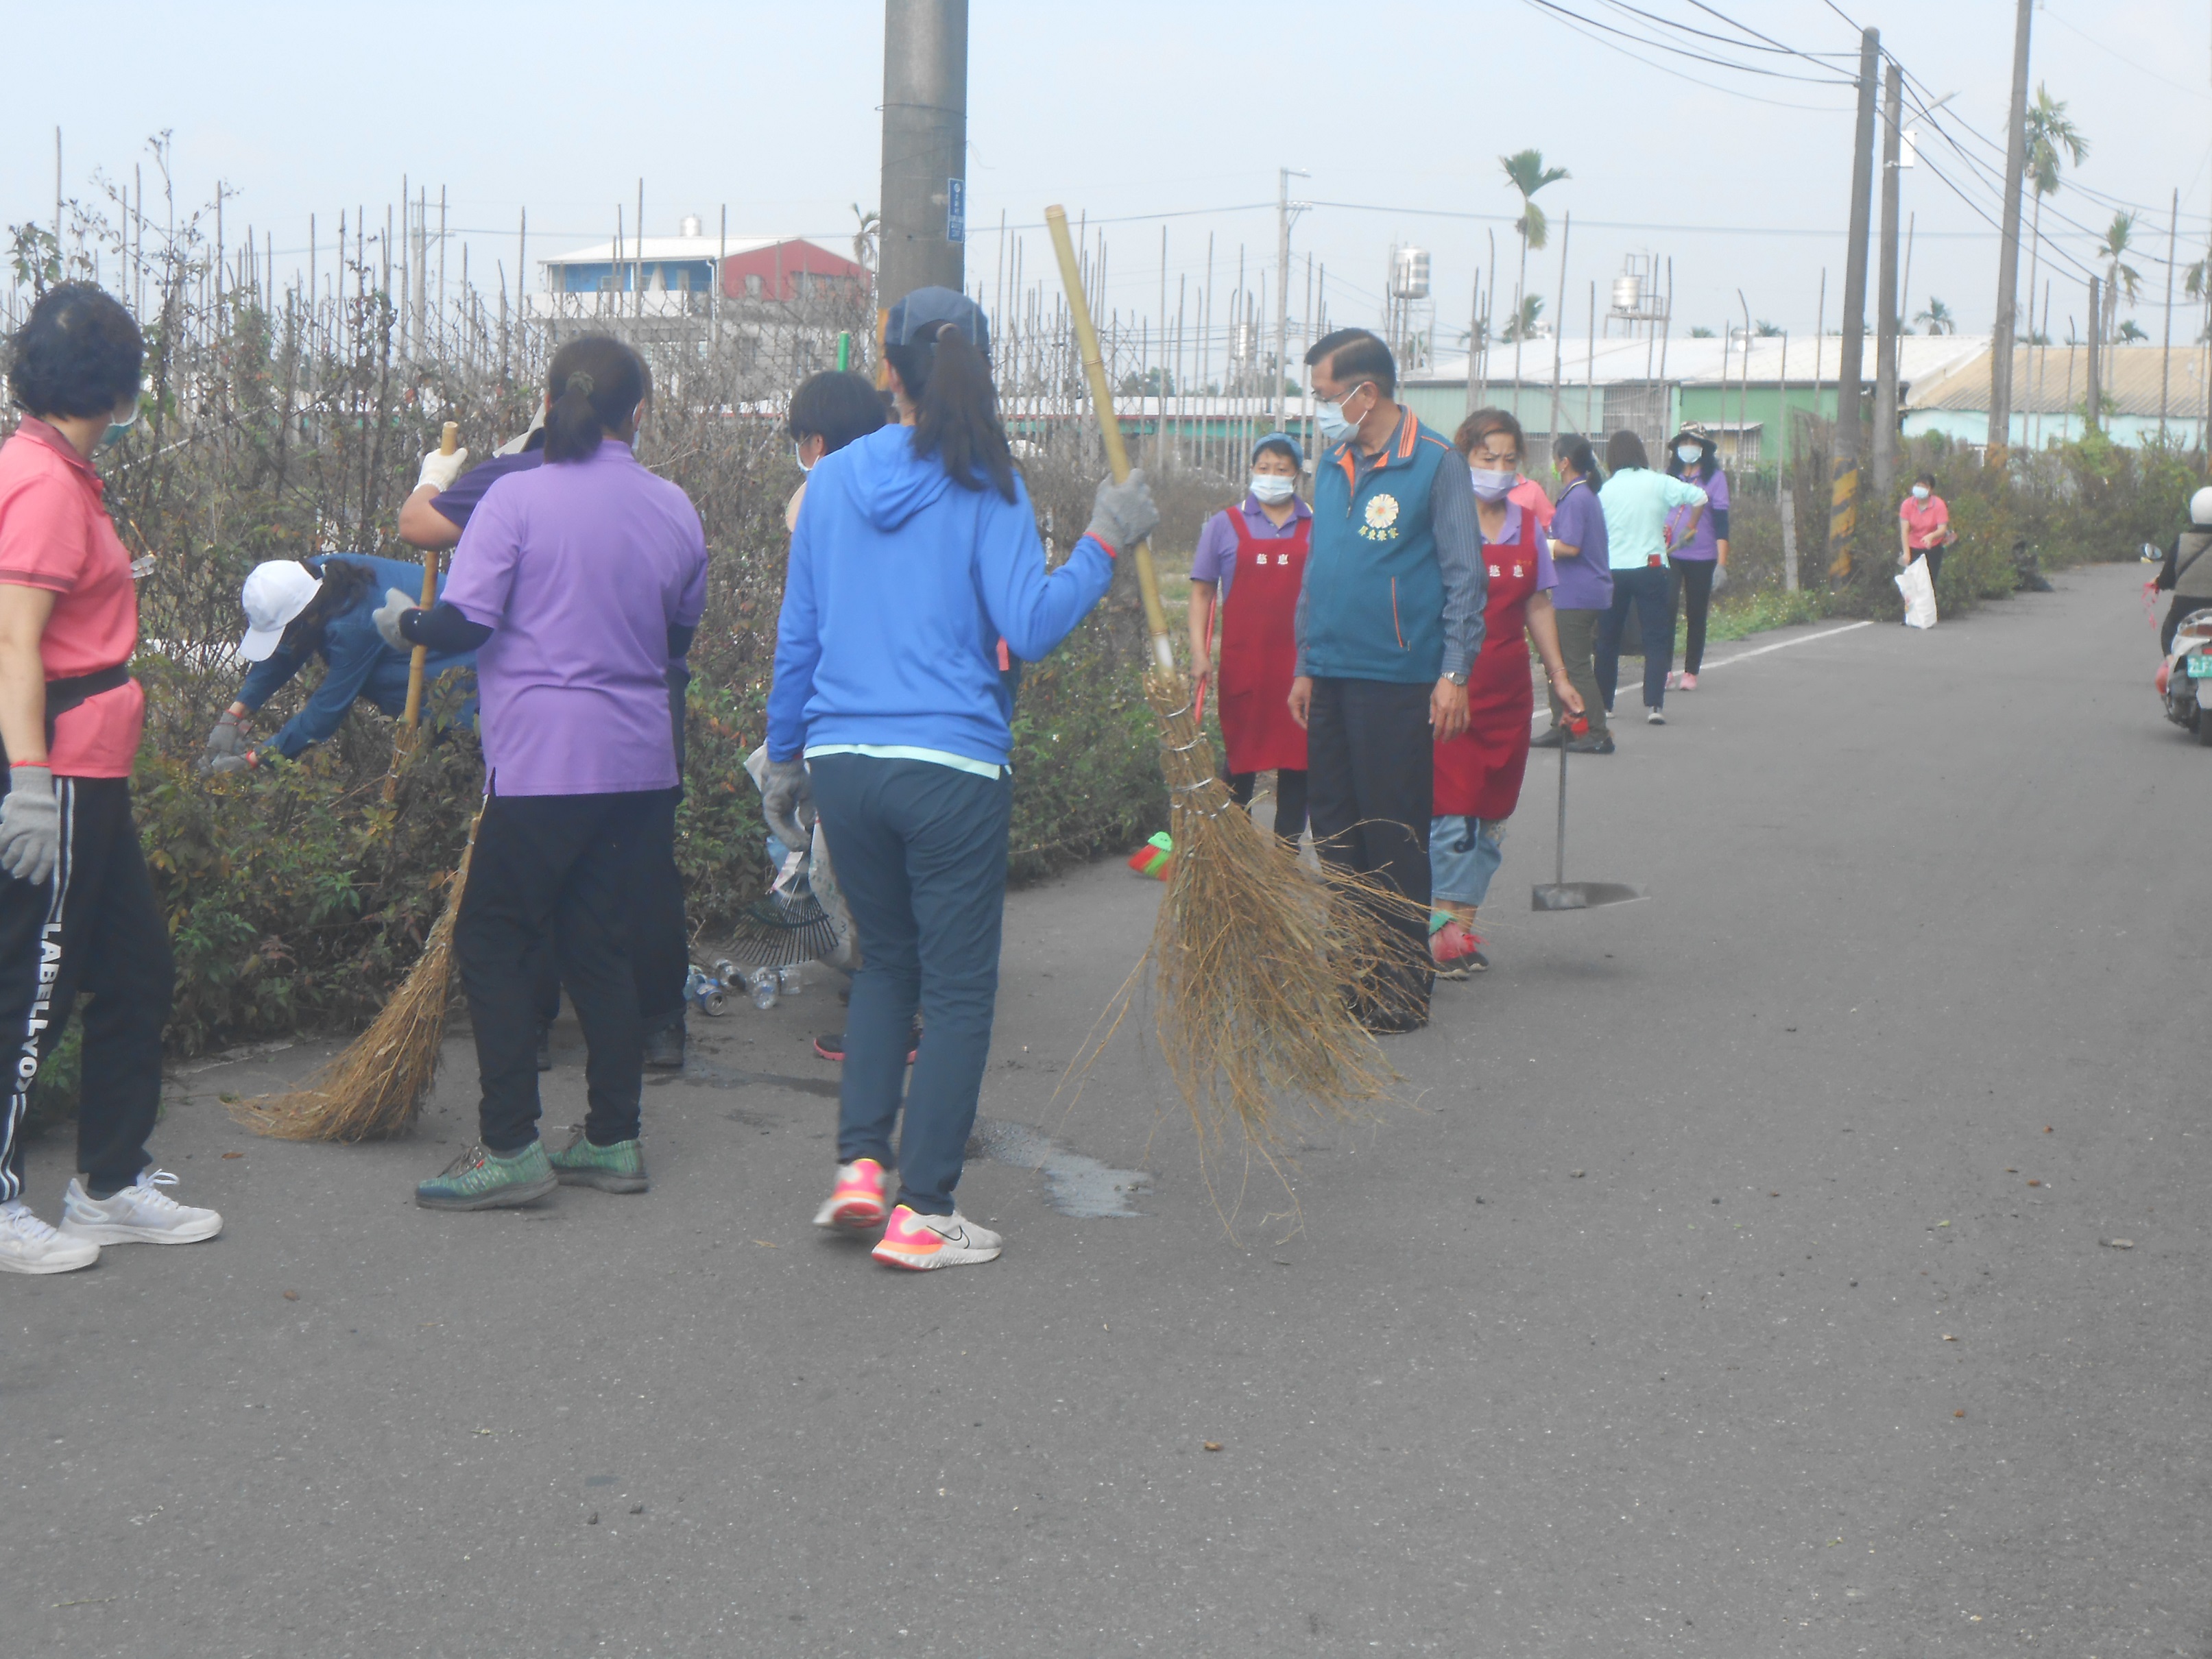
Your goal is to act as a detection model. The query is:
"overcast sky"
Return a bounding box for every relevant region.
[4,1,2206,365]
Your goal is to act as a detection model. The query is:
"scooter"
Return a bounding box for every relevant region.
[2156,605,2212,745]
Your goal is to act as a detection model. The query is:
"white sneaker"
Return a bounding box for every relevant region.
[871,1204,1002,1270]
[1646,708,1667,726]
[0,1199,101,1274]
[59,1169,223,1246]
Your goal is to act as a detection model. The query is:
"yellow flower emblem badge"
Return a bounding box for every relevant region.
[1365,493,1401,531]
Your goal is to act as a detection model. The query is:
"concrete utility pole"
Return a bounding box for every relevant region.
[2084,276,2102,433]
[1830,27,1879,576]
[878,0,968,324]
[1275,168,1308,432]
[1873,58,1903,505]
[1988,0,2034,462]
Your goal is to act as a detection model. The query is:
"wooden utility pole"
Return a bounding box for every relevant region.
[1873,57,1903,505]
[1987,0,2034,463]
[1830,27,1879,577]
[878,0,968,320]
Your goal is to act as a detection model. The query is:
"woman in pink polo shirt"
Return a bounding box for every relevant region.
[0,284,222,1274]
[1898,472,1954,590]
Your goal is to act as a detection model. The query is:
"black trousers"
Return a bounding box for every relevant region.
[531,787,688,1033]
[1668,559,1716,675]
[0,777,173,1203]
[1225,766,1308,848]
[457,789,654,1152]
[1596,565,1674,712]
[1303,678,1434,1020]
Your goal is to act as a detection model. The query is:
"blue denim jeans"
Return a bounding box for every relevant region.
[1430,814,1506,908]
[807,753,1011,1216]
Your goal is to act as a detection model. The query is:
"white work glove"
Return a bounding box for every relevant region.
[416,445,468,496]
[1085,468,1160,553]
[373,587,418,653]
[0,765,61,887]
[1711,563,1729,594]
[760,758,815,853]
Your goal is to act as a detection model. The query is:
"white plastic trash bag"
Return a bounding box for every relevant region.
[1896,554,1938,630]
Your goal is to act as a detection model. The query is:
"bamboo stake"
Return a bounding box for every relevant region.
[384,421,456,801]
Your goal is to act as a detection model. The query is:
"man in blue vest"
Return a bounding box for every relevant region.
[1289,328,1484,1032]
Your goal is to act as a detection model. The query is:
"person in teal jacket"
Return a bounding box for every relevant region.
[1288,328,1484,1033]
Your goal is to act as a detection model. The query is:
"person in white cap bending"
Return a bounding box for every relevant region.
[202,551,478,772]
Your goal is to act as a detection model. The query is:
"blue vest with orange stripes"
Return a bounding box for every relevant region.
[1300,412,1457,683]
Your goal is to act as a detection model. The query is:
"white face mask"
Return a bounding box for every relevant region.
[1250,472,1296,504]
[794,442,814,474]
[1468,467,1517,502]
[1676,444,1702,465]
[1911,485,1931,501]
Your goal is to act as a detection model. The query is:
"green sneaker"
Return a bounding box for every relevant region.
[547,1127,649,1194]
[414,1141,557,1211]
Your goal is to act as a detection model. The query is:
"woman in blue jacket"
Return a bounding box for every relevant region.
[204,555,475,769]
[763,287,1155,1270]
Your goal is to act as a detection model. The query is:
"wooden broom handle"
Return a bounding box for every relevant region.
[396,421,457,734]
[1044,207,1177,675]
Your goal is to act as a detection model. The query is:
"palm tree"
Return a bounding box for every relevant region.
[850,204,879,271]
[1500,294,1546,343]
[1500,148,1569,386]
[2117,319,2150,342]
[1914,297,1956,336]
[2097,211,2142,342]
[1755,319,1783,337]
[2019,84,2087,448]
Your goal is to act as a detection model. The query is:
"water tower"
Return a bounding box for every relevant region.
[1386,245,1436,370]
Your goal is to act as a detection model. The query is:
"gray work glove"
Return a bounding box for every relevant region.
[0,765,61,887]
[208,753,253,776]
[1710,563,1729,595]
[760,758,815,853]
[1085,468,1160,553]
[373,587,418,654]
[205,710,248,762]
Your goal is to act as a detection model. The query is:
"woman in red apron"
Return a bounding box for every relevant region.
[1431,410,1585,977]
[1188,435,1311,846]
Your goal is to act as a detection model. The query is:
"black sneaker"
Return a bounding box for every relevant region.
[1530,724,1567,749]
[1566,732,1615,754]
[643,1021,686,1071]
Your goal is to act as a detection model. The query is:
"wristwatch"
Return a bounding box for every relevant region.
[1447,670,1469,687]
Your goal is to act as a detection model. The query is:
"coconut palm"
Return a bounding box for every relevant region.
[2117,319,2150,342]
[2019,84,2087,431]
[1501,148,1568,384]
[2097,210,2142,342]
[1500,294,1546,343]
[1914,297,1956,336]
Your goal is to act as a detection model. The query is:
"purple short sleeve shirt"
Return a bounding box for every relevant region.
[431,450,543,531]
[1546,480,1613,610]
[442,439,708,796]
[1666,467,1729,560]
[1190,494,1310,604]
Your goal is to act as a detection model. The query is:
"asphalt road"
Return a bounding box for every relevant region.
[10,563,2207,1658]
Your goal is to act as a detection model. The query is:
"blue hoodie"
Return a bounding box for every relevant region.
[767,424,1116,766]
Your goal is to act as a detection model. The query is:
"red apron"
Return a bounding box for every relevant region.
[1434,506,1542,820]
[1214,506,1310,775]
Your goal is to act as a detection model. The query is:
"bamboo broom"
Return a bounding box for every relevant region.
[381,420,457,803]
[236,423,480,1143]
[1042,206,1418,1151]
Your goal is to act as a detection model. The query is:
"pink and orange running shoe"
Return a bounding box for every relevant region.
[811,1158,889,1233]
[871,1204,1003,1270]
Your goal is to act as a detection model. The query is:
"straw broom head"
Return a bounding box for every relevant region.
[1043,206,1424,1150]
[230,813,477,1143]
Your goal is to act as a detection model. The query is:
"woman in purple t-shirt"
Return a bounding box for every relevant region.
[1535,433,1613,753]
[1662,425,1728,691]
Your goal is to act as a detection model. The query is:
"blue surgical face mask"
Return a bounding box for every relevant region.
[1313,382,1367,446]
[1249,472,1295,504]
[1676,444,1702,465]
[1468,467,1517,502]
[101,399,141,450]
[1911,484,1931,501]
[794,442,813,474]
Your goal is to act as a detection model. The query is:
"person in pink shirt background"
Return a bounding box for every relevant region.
[1899,472,1954,590]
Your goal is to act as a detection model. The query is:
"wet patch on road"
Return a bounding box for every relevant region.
[968,1118,1149,1219]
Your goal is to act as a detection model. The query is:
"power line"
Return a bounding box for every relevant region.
[1524,0,1857,84]
[1512,0,1855,108]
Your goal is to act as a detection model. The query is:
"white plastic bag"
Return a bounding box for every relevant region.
[1896,554,1938,630]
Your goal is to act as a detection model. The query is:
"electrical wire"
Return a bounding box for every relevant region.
[1511,0,1855,108]
[1523,0,1857,84]
[1588,0,1854,61]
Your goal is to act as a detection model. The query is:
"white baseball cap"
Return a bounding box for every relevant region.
[238,561,323,661]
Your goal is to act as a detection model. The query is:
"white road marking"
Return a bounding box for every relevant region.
[1700,620,1874,670]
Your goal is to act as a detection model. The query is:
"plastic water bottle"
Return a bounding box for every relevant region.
[747,966,780,1011]
[778,962,806,996]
